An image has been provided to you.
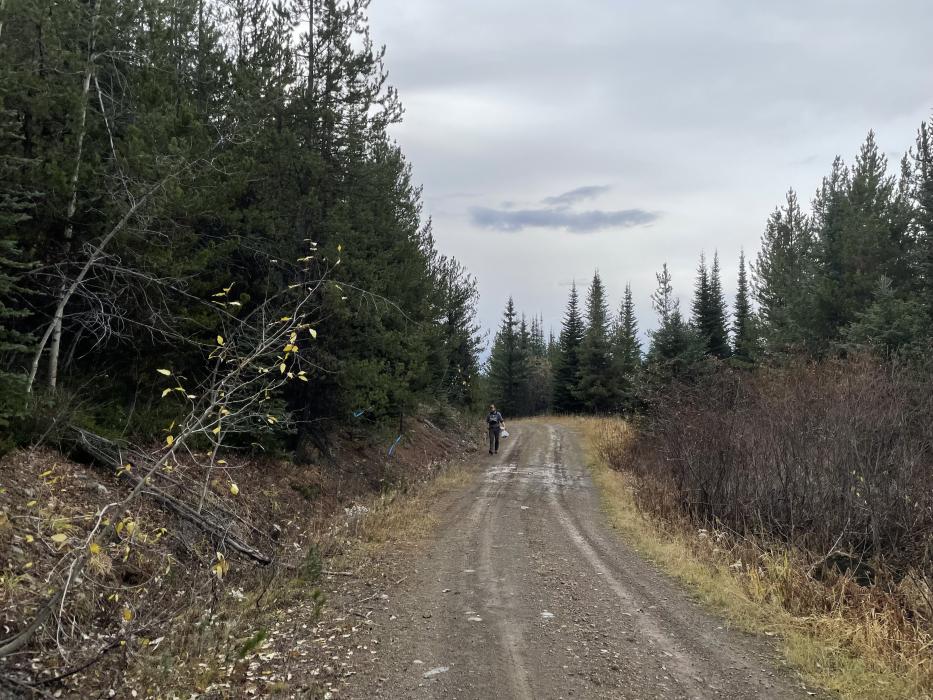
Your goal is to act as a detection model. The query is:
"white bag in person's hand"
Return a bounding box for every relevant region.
[500,429,509,438]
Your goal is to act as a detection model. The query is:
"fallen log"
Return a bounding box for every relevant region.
[69,426,273,565]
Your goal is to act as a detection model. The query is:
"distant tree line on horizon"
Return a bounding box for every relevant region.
[488,124,933,416]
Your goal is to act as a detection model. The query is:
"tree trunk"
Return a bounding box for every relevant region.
[47,0,99,390]
[26,171,182,393]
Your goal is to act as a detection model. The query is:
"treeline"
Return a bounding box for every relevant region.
[490,125,933,415]
[0,0,482,447]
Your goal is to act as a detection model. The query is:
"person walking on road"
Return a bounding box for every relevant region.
[486,404,504,454]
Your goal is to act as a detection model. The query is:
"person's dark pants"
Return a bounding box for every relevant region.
[488,427,500,453]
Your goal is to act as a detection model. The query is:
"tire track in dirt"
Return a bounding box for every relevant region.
[349,420,814,699]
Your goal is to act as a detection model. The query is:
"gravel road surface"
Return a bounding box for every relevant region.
[347,420,814,699]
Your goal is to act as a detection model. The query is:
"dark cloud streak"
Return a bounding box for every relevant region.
[470,205,659,233]
[542,185,611,207]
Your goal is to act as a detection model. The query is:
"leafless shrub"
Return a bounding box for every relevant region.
[624,356,933,582]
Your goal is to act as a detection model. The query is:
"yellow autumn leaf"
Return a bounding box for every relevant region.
[156,368,171,376]
[122,607,133,622]
[161,388,172,398]
[25,534,34,543]
[229,483,239,496]
[125,521,136,536]
[337,243,342,252]
[212,554,230,579]
[217,335,224,346]
[309,328,317,339]
[51,533,68,543]
[26,500,37,507]
[166,435,174,446]
[212,425,221,435]
[279,363,286,374]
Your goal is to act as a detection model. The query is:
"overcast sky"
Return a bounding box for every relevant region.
[367,0,933,349]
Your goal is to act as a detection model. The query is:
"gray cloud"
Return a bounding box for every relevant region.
[542,185,611,207]
[369,0,933,344]
[470,206,658,233]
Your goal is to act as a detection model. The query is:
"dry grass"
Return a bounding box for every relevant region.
[338,462,474,560]
[576,416,933,700]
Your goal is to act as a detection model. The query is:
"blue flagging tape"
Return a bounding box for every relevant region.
[387,434,402,457]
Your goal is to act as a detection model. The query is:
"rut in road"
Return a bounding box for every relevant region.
[352,420,813,699]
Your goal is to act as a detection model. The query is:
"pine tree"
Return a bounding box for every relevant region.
[433,255,483,405]
[707,252,730,358]
[552,283,585,413]
[0,94,34,428]
[691,252,710,327]
[612,283,642,412]
[576,271,613,413]
[732,250,757,363]
[754,189,814,352]
[916,119,933,322]
[841,276,929,358]
[810,132,902,350]
[646,264,705,383]
[690,252,730,358]
[488,298,529,416]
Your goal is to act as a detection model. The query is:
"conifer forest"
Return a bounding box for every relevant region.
[0,1,931,697]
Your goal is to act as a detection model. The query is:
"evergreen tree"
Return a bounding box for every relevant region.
[732,250,757,363]
[707,253,730,358]
[488,297,529,416]
[552,283,585,413]
[576,271,614,412]
[691,252,730,358]
[916,120,933,321]
[612,283,642,412]
[810,132,903,350]
[0,93,34,428]
[754,189,814,352]
[432,255,483,405]
[646,264,705,383]
[691,252,710,333]
[841,277,929,358]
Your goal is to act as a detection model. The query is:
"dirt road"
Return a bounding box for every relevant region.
[348,420,813,699]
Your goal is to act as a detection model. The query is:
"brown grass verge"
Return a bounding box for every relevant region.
[574,415,932,700]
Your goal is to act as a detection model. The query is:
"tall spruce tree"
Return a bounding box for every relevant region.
[754,189,814,352]
[732,250,757,363]
[552,283,585,413]
[646,264,705,383]
[576,271,613,412]
[809,133,903,350]
[0,93,33,428]
[691,252,730,358]
[915,120,933,322]
[612,283,642,412]
[432,255,483,405]
[488,297,529,416]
